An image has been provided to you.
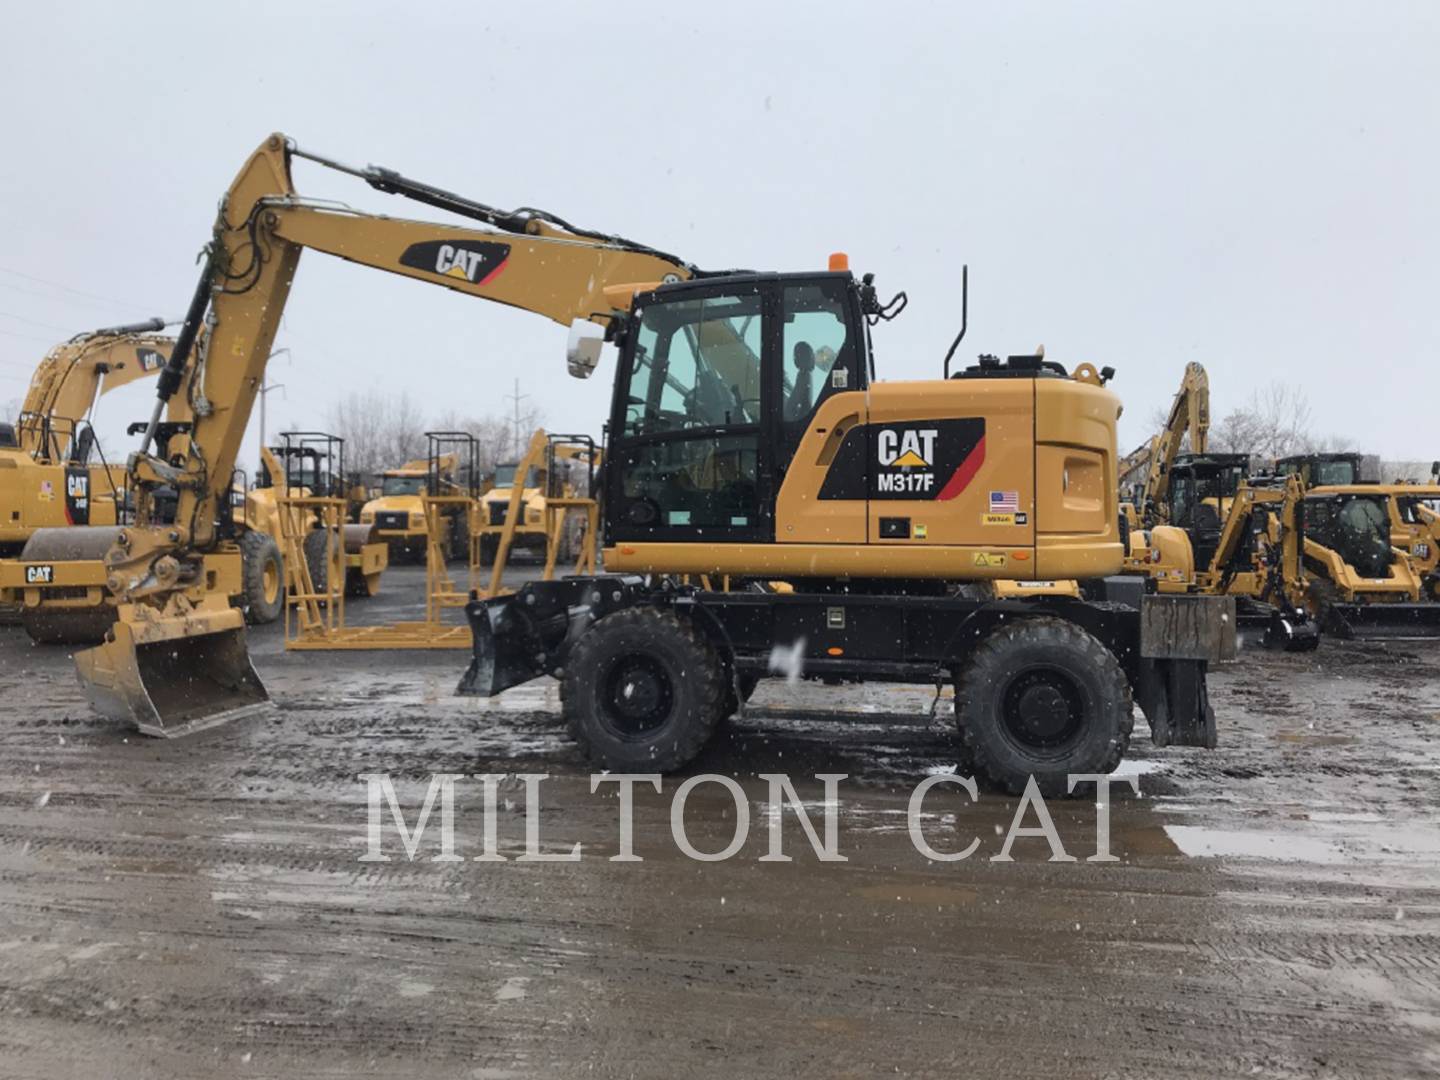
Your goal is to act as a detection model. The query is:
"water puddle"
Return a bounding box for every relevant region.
[1164,825,1346,863]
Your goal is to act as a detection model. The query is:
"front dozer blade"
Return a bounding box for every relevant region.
[74,603,269,737]
[458,594,547,697]
[1322,603,1440,641]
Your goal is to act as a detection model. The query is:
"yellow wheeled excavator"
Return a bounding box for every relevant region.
[70,133,1232,793]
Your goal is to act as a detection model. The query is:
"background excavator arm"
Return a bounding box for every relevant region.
[17,323,174,459]
[1121,361,1209,523]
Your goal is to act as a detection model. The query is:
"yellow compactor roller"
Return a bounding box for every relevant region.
[71,134,1232,793]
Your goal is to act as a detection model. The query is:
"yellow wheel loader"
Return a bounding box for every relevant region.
[71,134,1231,793]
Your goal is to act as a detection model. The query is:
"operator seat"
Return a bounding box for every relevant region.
[786,341,815,422]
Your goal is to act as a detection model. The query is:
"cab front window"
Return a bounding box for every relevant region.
[381,476,425,497]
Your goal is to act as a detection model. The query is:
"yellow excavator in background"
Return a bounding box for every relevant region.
[1,321,175,557]
[1119,361,1208,527]
[0,324,239,642]
[67,133,1230,794]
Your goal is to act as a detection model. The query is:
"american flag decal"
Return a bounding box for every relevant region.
[989,490,1019,512]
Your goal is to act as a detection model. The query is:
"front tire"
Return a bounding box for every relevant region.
[240,530,284,625]
[955,617,1132,796]
[561,608,724,772]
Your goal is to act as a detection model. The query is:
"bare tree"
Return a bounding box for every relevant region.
[382,393,427,468]
[325,390,428,482]
[1208,383,1350,463]
[430,410,515,474]
[1382,459,1440,483]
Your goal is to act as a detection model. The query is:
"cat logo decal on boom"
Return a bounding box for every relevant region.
[399,240,511,286]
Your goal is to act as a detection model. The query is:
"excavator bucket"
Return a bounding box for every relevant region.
[74,602,269,737]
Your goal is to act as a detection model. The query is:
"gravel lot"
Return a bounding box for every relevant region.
[1,566,1438,1078]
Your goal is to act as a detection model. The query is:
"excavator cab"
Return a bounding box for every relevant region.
[1276,452,1365,488]
[1165,453,1249,570]
[603,272,867,548]
[1302,492,1394,579]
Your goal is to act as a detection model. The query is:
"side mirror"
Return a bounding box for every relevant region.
[566,319,605,380]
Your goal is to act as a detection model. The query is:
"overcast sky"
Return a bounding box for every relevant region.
[1,1,1436,470]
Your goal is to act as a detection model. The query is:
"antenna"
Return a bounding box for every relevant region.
[942,265,969,379]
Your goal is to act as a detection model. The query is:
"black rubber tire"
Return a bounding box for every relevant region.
[448,512,469,563]
[955,617,1133,796]
[240,530,284,625]
[479,534,499,566]
[560,607,724,772]
[302,529,330,594]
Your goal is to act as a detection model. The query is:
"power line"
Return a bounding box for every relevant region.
[0,308,73,333]
[0,325,57,345]
[0,278,152,318]
[0,265,159,313]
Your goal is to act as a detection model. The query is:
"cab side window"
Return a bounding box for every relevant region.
[780,282,855,461]
[623,293,763,438]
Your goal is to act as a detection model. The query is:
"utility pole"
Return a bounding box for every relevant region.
[258,348,290,464]
[258,379,286,452]
[505,378,529,460]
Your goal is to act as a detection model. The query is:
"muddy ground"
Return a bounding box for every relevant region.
[1,566,1438,1079]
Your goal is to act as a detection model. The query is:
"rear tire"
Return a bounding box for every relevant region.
[302,529,330,594]
[561,608,724,772]
[240,530,284,625]
[449,512,470,563]
[955,617,1132,796]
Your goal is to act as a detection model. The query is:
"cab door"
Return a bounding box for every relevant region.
[606,283,772,544]
[772,279,868,544]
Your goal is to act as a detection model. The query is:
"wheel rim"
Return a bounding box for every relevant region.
[599,654,674,740]
[263,559,281,605]
[998,665,1087,757]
